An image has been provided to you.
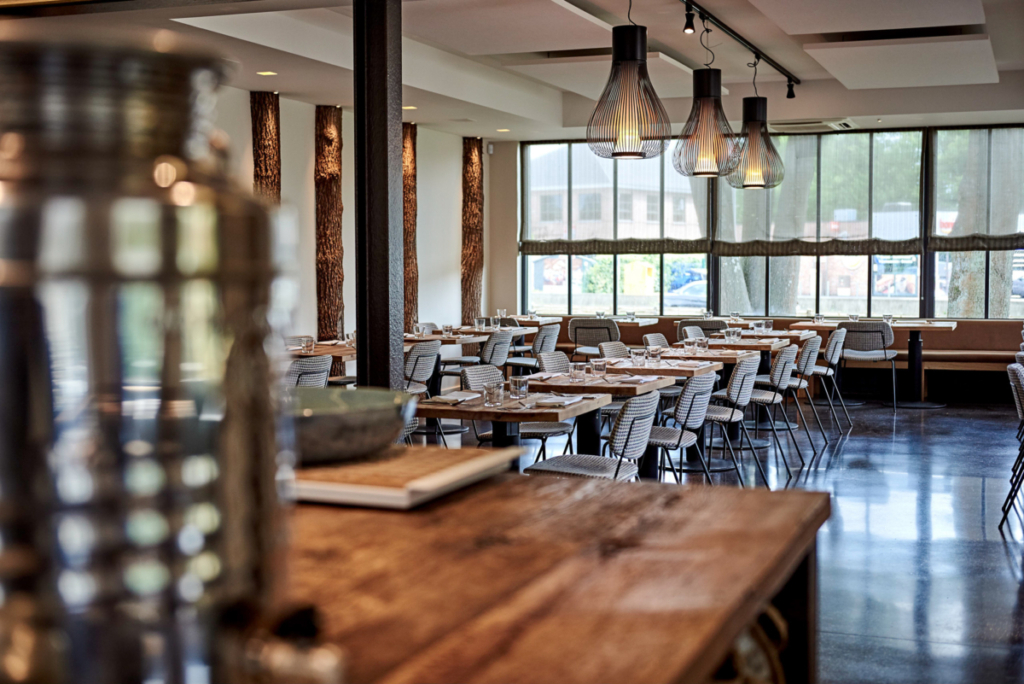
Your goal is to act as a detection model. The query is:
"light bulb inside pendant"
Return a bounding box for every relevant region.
[726,97,785,190]
[673,68,737,177]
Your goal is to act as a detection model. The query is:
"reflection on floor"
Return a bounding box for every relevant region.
[412,400,1024,684]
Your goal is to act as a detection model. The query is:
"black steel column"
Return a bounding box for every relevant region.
[354,0,405,389]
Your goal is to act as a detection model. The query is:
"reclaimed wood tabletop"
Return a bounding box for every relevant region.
[291,343,358,362]
[288,474,831,684]
[604,359,723,378]
[661,348,760,364]
[508,315,562,326]
[712,329,816,342]
[698,338,791,352]
[526,372,675,396]
[415,392,611,423]
[790,319,958,333]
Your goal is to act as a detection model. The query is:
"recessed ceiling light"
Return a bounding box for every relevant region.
[877,118,882,123]
[402,106,417,110]
[496,129,510,132]
[256,71,277,76]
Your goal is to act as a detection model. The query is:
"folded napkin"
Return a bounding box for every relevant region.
[534,395,583,407]
[421,391,480,405]
[616,375,658,384]
[528,372,559,381]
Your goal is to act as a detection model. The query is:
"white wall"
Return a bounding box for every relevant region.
[484,141,520,315]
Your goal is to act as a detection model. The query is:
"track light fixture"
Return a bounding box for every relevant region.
[683,2,695,34]
[787,79,796,99]
[586,0,671,159]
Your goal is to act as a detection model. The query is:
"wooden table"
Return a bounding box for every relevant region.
[416,392,610,456]
[526,373,675,396]
[704,338,791,353]
[611,316,658,327]
[456,325,539,336]
[509,315,562,326]
[713,329,816,342]
[403,333,489,351]
[604,359,723,378]
[289,475,830,684]
[790,319,958,407]
[291,343,358,363]
[662,348,760,365]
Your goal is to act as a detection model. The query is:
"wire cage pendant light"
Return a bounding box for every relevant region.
[672,68,737,177]
[727,96,784,189]
[587,24,671,160]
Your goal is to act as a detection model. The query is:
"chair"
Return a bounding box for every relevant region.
[502,317,530,355]
[648,373,716,483]
[440,330,514,384]
[642,333,684,408]
[704,355,769,489]
[1000,364,1024,528]
[506,324,560,373]
[403,340,441,396]
[695,320,727,337]
[676,323,708,341]
[569,318,620,360]
[643,333,670,349]
[285,356,333,388]
[759,336,828,451]
[397,414,419,446]
[811,329,853,428]
[537,351,570,374]
[838,321,897,413]
[597,341,630,426]
[416,322,439,334]
[524,390,659,481]
[1016,351,1024,366]
[460,364,572,460]
[746,345,802,475]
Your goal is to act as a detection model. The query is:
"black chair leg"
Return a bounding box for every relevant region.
[890,359,898,414]
[789,388,819,454]
[738,422,770,490]
[802,384,830,445]
[719,423,746,488]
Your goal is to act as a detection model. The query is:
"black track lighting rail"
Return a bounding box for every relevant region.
[681,1,801,87]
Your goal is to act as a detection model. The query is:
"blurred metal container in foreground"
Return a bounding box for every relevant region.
[0,29,337,683]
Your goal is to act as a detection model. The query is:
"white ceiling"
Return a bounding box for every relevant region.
[5,0,1023,140]
[746,0,986,36]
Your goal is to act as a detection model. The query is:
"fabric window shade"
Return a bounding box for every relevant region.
[931,128,1024,252]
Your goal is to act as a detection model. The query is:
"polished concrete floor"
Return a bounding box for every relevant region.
[420,397,1024,684]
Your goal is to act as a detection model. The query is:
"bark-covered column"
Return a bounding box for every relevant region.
[461,138,484,325]
[250,91,281,203]
[315,106,344,341]
[403,123,418,332]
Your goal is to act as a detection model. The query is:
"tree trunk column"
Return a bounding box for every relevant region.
[461,138,484,326]
[250,91,281,204]
[403,123,419,332]
[315,106,344,343]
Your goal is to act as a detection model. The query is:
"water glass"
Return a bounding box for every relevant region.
[849,314,860,322]
[491,316,501,328]
[648,347,663,364]
[596,311,605,318]
[763,320,774,333]
[590,359,607,377]
[683,338,696,354]
[570,362,588,383]
[497,308,507,319]
[626,311,636,320]
[696,337,709,351]
[882,314,893,325]
[528,309,537,318]
[730,311,740,321]
[299,336,315,353]
[813,314,824,324]
[442,324,454,336]
[752,321,765,335]
[484,381,504,407]
[630,348,647,367]
[475,316,488,330]
[509,376,529,400]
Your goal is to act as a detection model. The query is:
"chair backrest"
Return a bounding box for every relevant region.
[1009,364,1024,421]
[285,336,310,347]
[672,372,716,430]
[696,320,727,336]
[766,345,799,392]
[838,321,894,351]
[285,356,333,388]
[823,328,847,366]
[481,330,514,366]
[533,324,561,353]
[678,324,706,341]
[569,318,620,347]
[598,341,630,359]
[607,390,660,462]
[500,317,522,329]
[643,333,670,349]
[417,322,439,334]
[398,414,419,443]
[537,351,571,373]
[795,336,823,376]
[1020,342,1024,352]
[404,340,441,384]
[461,364,503,391]
[725,355,760,408]
[1017,351,1024,366]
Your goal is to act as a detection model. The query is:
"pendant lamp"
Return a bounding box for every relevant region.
[586,24,671,160]
[727,97,784,189]
[672,68,736,177]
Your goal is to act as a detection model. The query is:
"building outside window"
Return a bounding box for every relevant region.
[539,194,561,222]
[618,192,633,222]
[578,192,601,222]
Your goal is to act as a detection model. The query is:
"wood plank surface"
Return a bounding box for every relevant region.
[293,343,358,362]
[611,317,658,327]
[604,360,723,378]
[712,329,815,342]
[288,475,830,684]
[703,338,791,352]
[416,393,610,423]
[526,373,674,396]
[509,315,562,326]
[662,349,760,364]
[403,333,489,347]
[790,320,958,333]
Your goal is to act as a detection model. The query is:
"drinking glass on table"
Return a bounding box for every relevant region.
[626,311,636,321]
[696,337,709,352]
[483,381,504,407]
[703,310,713,320]
[682,338,696,355]
[882,314,893,325]
[629,348,646,367]
[570,362,587,383]
[528,309,537,319]
[299,336,315,353]
[763,320,773,333]
[590,359,607,378]
[497,308,507,319]
[647,347,662,364]
[509,376,529,400]
[813,314,824,324]
[729,311,740,321]
[442,324,454,336]
[752,321,764,335]
[596,311,605,318]
[491,316,501,328]
[475,316,487,330]
[848,314,860,322]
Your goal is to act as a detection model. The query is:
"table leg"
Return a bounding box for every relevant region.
[638,443,661,481]
[575,409,601,456]
[898,330,945,409]
[773,541,818,684]
[492,422,522,471]
[415,354,469,435]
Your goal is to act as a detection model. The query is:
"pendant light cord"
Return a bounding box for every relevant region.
[700,16,715,67]
[748,54,761,97]
[628,0,636,25]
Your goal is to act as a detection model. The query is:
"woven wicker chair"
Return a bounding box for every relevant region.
[640,333,683,408]
[757,336,828,451]
[537,351,570,373]
[705,355,769,489]
[598,341,630,359]
[676,323,708,341]
[397,414,420,446]
[506,324,560,373]
[285,356,333,388]
[648,373,716,483]
[1000,364,1024,528]
[524,390,659,481]
[745,345,801,474]
[695,320,727,337]
[440,330,514,384]
[811,329,853,428]
[643,333,670,349]
[403,340,441,396]
[838,321,897,413]
[460,364,572,460]
[569,317,620,360]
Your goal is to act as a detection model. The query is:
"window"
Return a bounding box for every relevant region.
[618,192,633,222]
[720,257,766,316]
[646,195,659,222]
[664,255,707,315]
[539,195,562,222]
[872,255,919,317]
[617,255,660,315]
[525,255,567,314]
[769,256,816,317]
[571,254,613,315]
[820,256,867,317]
[578,193,602,222]
[671,195,687,223]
